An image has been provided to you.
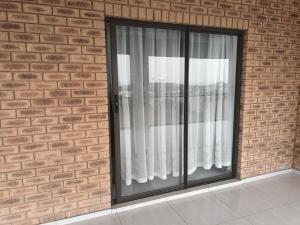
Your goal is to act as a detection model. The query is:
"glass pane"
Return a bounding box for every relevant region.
[116,25,185,197]
[188,32,238,182]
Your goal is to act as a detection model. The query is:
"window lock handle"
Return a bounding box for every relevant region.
[114,94,119,113]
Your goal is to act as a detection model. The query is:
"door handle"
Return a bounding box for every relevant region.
[114,94,119,113]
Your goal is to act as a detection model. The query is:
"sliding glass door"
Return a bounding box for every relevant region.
[188,32,238,182]
[107,19,243,203]
[112,24,185,198]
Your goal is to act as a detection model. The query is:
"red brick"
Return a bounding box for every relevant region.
[8,12,38,23]
[0,128,17,138]
[0,163,22,173]
[80,10,104,20]
[56,45,81,53]
[12,53,41,62]
[0,213,26,224]
[36,166,62,176]
[23,3,52,15]
[69,36,93,45]
[1,118,30,128]
[0,22,24,32]
[67,0,92,9]
[0,63,29,71]
[0,2,21,12]
[19,126,46,135]
[0,180,22,191]
[0,52,10,63]
[55,26,80,35]
[31,98,58,107]
[38,0,65,5]
[30,63,58,71]
[44,90,70,98]
[50,172,74,181]
[0,42,25,52]
[27,43,55,53]
[20,143,48,152]
[25,192,51,203]
[10,202,38,213]
[6,153,34,163]
[68,18,92,27]
[15,90,44,100]
[10,32,39,43]
[7,169,35,180]
[14,72,42,81]
[39,15,67,25]
[40,34,67,44]
[53,7,80,17]
[45,107,71,115]
[49,140,73,149]
[26,24,54,34]
[0,91,14,100]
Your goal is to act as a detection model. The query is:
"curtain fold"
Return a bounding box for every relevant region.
[188,33,237,172]
[116,25,237,186]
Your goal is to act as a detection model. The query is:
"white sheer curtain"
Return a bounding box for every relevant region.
[116,25,237,186]
[117,26,184,185]
[188,33,237,173]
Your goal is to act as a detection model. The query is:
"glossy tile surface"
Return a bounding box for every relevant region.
[246,173,300,206]
[245,204,300,225]
[168,193,240,225]
[213,184,275,216]
[71,173,300,225]
[118,202,186,225]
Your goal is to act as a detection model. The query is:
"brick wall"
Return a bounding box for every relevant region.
[0,0,299,224]
[0,1,110,224]
[295,88,300,171]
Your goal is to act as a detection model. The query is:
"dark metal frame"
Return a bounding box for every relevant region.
[106,17,244,204]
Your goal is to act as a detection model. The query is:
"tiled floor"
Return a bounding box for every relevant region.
[71,173,300,225]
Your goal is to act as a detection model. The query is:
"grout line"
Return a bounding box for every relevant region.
[213,183,279,221]
[166,201,189,225]
[218,171,300,225]
[242,216,254,225]
[215,170,300,225]
[116,212,124,225]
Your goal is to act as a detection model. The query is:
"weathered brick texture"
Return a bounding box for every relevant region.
[0,1,110,224]
[0,0,300,224]
[294,87,300,170]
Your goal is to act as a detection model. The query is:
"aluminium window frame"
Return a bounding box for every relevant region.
[105,17,244,204]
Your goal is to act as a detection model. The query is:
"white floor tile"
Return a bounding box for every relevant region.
[168,193,240,225]
[245,204,300,225]
[245,173,300,206]
[218,218,252,225]
[213,184,275,216]
[118,202,186,225]
[68,173,300,225]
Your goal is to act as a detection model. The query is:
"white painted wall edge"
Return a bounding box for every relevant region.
[42,168,298,225]
[42,209,113,225]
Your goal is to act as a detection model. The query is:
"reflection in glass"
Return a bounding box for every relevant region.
[116,25,185,196]
[114,25,238,197]
[188,33,238,181]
